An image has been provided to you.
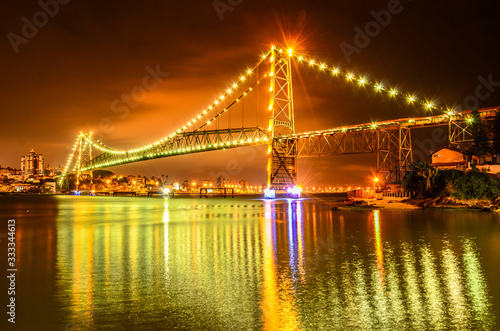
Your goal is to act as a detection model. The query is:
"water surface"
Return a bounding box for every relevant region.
[1,195,499,330]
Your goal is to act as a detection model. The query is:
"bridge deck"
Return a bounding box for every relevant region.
[79,107,498,171]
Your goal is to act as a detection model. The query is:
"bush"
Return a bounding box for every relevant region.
[449,167,500,200]
[403,162,500,200]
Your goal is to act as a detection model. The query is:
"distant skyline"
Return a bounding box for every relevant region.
[1,0,499,186]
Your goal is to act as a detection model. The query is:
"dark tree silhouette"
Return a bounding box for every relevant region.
[470,109,490,160]
[493,111,500,162]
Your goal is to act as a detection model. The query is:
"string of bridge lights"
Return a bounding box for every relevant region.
[79,74,271,171]
[83,135,126,155]
[58,133,82,185]
[74,138,90,173]
[82,71,268,158]
[80,134,269,171]
[81,65,270,157]
[90,48,273,156]
[281,47,456,116]
[195,74,268,131]
[61,49,274,175]
[119,47,274,154]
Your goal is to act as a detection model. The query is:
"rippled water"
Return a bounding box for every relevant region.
[1,195,499,330]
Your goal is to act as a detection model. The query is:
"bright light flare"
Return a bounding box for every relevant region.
[287,186,302,199]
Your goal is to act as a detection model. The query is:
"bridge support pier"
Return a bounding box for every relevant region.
[377,126,412,183]
[268,139,297,191]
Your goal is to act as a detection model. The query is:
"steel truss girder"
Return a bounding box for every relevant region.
[447,108,496,150]
[449,121,473,147]
[377,126,412,183]
[280,130,376,157]
[449,117,495,151]
[83,127,269,170]
[279,126,412,183]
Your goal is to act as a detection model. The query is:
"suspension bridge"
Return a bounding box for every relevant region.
[58,45,499,192]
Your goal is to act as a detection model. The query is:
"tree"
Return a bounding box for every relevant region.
[402,161,438,197]
[414,161,438,192]
[471,109,491,159]
[493,110,500,162]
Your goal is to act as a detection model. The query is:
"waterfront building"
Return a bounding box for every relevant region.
[239,179,248,190]
[216,176,226,188]
[21,149,44,177]
[430,147,470,169]
[44,164,61,176]
[0,167,22,179]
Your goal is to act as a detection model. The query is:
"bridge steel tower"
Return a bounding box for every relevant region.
[377,125,413,183]
[75,132,93,191]
[267,48,297,191]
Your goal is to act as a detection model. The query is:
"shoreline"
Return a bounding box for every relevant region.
[330,197,499,212]
[2,193,498,212]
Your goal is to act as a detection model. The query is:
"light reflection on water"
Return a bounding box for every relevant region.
[2,196,498,330]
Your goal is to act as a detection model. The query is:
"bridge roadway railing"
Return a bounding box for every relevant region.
[80,107,498,174]
[82,127,269,171]
[278,107,498,158]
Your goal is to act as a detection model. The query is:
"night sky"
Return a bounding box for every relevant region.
[1,0,499,186]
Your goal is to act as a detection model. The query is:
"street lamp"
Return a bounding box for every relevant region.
[373,177,379,189]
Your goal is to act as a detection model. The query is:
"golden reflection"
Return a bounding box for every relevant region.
[372,210,385,285]
[287,201,296,278]
[52,198,497,330]
[58,202,96,328]
[296,201,305,282]
[261,200,282,329]
[419,243,445,329]
[287,200,306,283]
[462,238,495,329]
[104,224,110,286]
[371,210,388,327]
[163,201,170,273]
[340,260,359,328]
[401,242,426,329]
[384,245,407,327]
[441,240,470,329]
[339,214,345,249]
[352,257,375,329]
[129,221,139,303]
[277,275,302,330]
[261,200,301,330]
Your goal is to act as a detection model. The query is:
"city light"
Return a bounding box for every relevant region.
[264,188,276,199]
[287,186,302,199]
